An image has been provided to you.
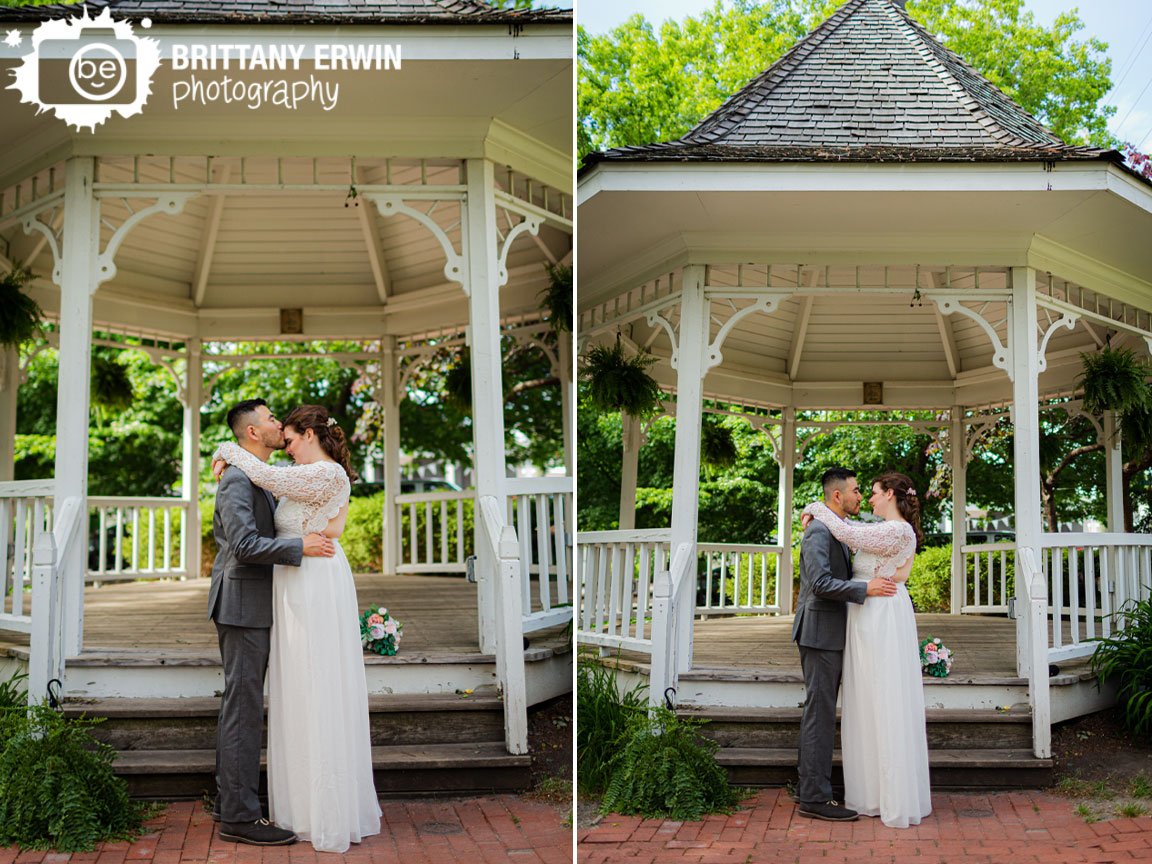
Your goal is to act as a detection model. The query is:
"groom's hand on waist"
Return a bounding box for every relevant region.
[866,577,897,597]
[303,533,335,557]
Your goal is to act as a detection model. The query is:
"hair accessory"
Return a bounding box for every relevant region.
[907,488,917,497]
[326,417,337,428]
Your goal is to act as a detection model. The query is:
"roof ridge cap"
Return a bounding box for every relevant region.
[880,0,1054,146]
[680,0,869,145]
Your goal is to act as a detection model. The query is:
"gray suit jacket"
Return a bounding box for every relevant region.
[791,518,867,651]
[207,465,304,628]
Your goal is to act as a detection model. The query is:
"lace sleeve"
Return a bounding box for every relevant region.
[802,501,914,558]
[214,442,347,505]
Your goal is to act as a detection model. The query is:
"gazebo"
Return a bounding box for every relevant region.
[576,0,1152,780]
[0,0,572,791]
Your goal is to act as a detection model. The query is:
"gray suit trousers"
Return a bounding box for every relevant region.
[796,644,843,804]
[215,622,270,822]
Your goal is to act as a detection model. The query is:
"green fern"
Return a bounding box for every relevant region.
[540,264,572,333]
[444,349,472,409]
[701,416,738,469]
[0,704,162,851]
[0,267,43,348]
[581,340,662,418]
[1079,346,1151,417]
[600,706,740,820]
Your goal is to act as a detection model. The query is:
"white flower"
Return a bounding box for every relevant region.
[369,623,386,640]
[379,607,388,616]
[384,620,398,636]
[933,638,941,644]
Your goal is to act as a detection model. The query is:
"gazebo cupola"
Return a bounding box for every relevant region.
[577,0,1152,761]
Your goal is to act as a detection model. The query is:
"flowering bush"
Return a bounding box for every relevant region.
[360,605,403,656]
[919,636,953,678]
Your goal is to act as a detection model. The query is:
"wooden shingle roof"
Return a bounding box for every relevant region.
[587,0,1111,167]
[0,0,570,25]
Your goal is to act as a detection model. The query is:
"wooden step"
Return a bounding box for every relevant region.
[714,747,1053,790]
[112,742,532,799]
[65,693,506,750]
[680,705,1034,750]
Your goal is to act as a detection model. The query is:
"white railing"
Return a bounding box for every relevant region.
[1016,546,1051,758]
[394,490,473,574]
[87,497,192,582]
[576,531,782,654]
[650,542,694,708]
[577,529,670,654]
[697,543,785,615]
[0,479,53,634]
[507,477,573,634]
[478,495,527,755]
[1039,533,1152,663]
[961,541,1015,613]
[27,496,80,706]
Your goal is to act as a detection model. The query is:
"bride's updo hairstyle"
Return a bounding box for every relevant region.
[874,471,924,550]
[282,405,359,483]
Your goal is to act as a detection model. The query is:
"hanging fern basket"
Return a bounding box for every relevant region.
[0,267,43,349]
[581,339,662,418]
[444,349,472,410]
[90,354,134,411]
[539,264,572,333]
[1079,346,1151,416]
[701,416,738,468]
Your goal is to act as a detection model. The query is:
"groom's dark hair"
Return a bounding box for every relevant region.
[227,399,268,440]
[821,467,857,497]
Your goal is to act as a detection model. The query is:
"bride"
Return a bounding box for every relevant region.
[214,405,381,853]
[802,471,932,829]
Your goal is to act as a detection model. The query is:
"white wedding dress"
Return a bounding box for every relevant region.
[217,443,382,853]
[805,503,933,828]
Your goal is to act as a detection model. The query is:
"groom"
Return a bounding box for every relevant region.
[208,399,334,846]
[792,467,896,821]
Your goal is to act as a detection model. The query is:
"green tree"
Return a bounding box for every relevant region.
[578,0,1116,160]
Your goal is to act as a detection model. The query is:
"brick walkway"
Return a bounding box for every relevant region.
[579,789,1152,863]
[0,798,572,864]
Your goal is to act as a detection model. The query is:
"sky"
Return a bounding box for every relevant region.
[576,0,1152,151]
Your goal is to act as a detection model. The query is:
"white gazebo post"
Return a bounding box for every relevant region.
[618,413,641,530]
[55,156,99,655]
[181,338,202,579]
[465,158,512,655]
[559,334,573,473]
[380,336,402,575]
[776,406,796,615]
[0,347,17,480]
[668,265,708,676]
[1103,411,1124,531]
[950,406,967,614]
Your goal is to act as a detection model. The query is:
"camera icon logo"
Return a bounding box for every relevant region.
[8,7,161,131]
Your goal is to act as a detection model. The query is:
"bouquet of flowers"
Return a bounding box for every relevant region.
[919,636,953,677]
[360,605,403,656]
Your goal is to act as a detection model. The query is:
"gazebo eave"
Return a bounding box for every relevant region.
[577,161,1152,310]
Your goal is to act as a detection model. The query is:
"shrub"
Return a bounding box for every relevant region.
[1091,592,1152,738]
[576,659,645,796]
[0,704,161,851]
[907,545,953,613]
[601,706,740,820]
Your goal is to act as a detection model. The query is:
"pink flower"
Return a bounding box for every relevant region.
[369,623,386,640]
[367,614,383,625]
[384,620,398,636]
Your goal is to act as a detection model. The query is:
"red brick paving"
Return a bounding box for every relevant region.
[0,798,572,864]
[578,789,1152,863]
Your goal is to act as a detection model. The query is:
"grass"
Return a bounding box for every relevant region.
[1130,775,1152,800]
[1075,803,1100,823]
[531,776,572,806]
[1115,803,1148,819]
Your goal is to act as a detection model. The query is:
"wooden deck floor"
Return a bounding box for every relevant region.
[624,613,1090,680]
[3,574,485,656]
